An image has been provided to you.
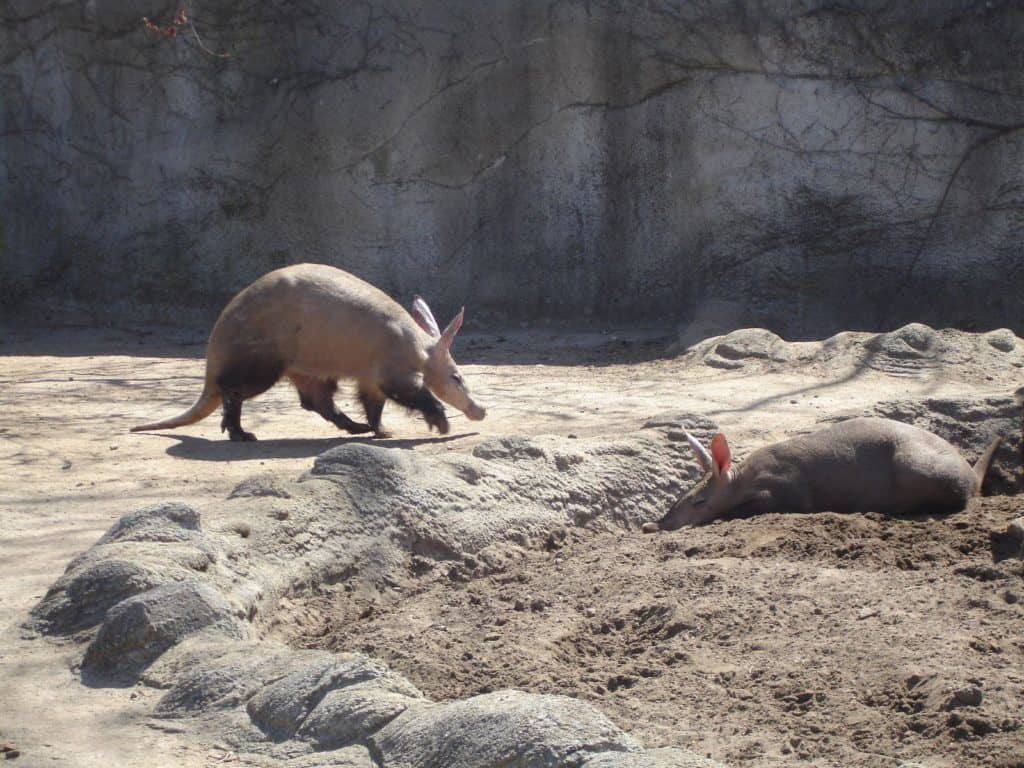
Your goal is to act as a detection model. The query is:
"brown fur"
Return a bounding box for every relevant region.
[131,264,486,440]
[659,418,1002,529]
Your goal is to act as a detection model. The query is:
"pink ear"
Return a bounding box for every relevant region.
[709,433,732,477]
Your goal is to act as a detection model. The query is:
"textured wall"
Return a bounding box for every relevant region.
[2,1,1023,335]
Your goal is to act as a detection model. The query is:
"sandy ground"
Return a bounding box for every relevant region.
[1,322,1021,767]
[276,498,1024,768]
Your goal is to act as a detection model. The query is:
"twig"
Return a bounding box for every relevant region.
[186,0,230,59]
[142,5,230,59]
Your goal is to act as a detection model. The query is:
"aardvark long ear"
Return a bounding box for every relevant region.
[684,431,713,473]
[411,295,441,337]
[709,433,732,479]
[439,307,464,350]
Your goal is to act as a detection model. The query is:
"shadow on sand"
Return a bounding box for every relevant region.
[148,432,475,461]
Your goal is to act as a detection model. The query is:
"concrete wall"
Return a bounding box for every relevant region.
[3,1,1023,336]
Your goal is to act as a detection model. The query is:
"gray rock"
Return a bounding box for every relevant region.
[707,329,792,368]
[283,746,377,768]
[296,681,422,750]
[996,517,1024,562]
[1008,518,1024,543]
[153,643,311,715]
[31,557,183,634]
[950,686,983,708]
[642,413,720,443]
[30,503,219,634]
[94,502,202,546]
[82,580,245,681]
[310,444,412,494]
[246,655,420,742]
[472,437,549,462]
[683,326,1024,383]
[229,474,295,500]
[984,329,1020,353]
[866,323,943,360]
[371,689,639,768]
[582,749,725,767]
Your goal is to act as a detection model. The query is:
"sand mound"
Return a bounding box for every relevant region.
[31,417,726,767]
[684,324,1024,380]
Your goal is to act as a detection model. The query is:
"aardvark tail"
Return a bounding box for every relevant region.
[130,386,221,433]
[973,435,1003,491]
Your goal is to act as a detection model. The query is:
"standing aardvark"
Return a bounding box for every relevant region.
[131,264,486,441]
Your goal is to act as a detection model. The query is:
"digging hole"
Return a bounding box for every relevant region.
[267,496,1024,767]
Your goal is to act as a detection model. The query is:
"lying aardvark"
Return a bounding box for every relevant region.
[655,417,1002,530]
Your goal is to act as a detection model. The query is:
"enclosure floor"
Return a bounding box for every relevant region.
[1,323,1020,766]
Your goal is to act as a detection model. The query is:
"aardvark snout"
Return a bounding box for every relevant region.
[657,499,711,531]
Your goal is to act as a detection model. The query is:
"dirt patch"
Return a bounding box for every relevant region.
[3,323,1024,766]
[273,496,1024,768]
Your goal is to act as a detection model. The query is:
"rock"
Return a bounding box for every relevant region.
[713,329,791,362]
[371,690,639,768]
[29,503,219,635]
[472,437,548,462]
[310,444,411,489]
[228,474,295,500]
[82,580,244,682]
[246,656,420,742]
[642,413,719,437]
[283,746,377,767]
[955,564,1005,582]
[965,716,996,736]
[152,642,307,715]
[31,557,185,634]
[1007,518,1024,543]
[949,686,983,708]
[296,681,423,750]
[984,329,1019,352]
[94,502,202,545]
[895,556,918,571]
[689,328,796,370]
[866,324,942,359]
[20,421,790,763]
[582,748,725,767]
